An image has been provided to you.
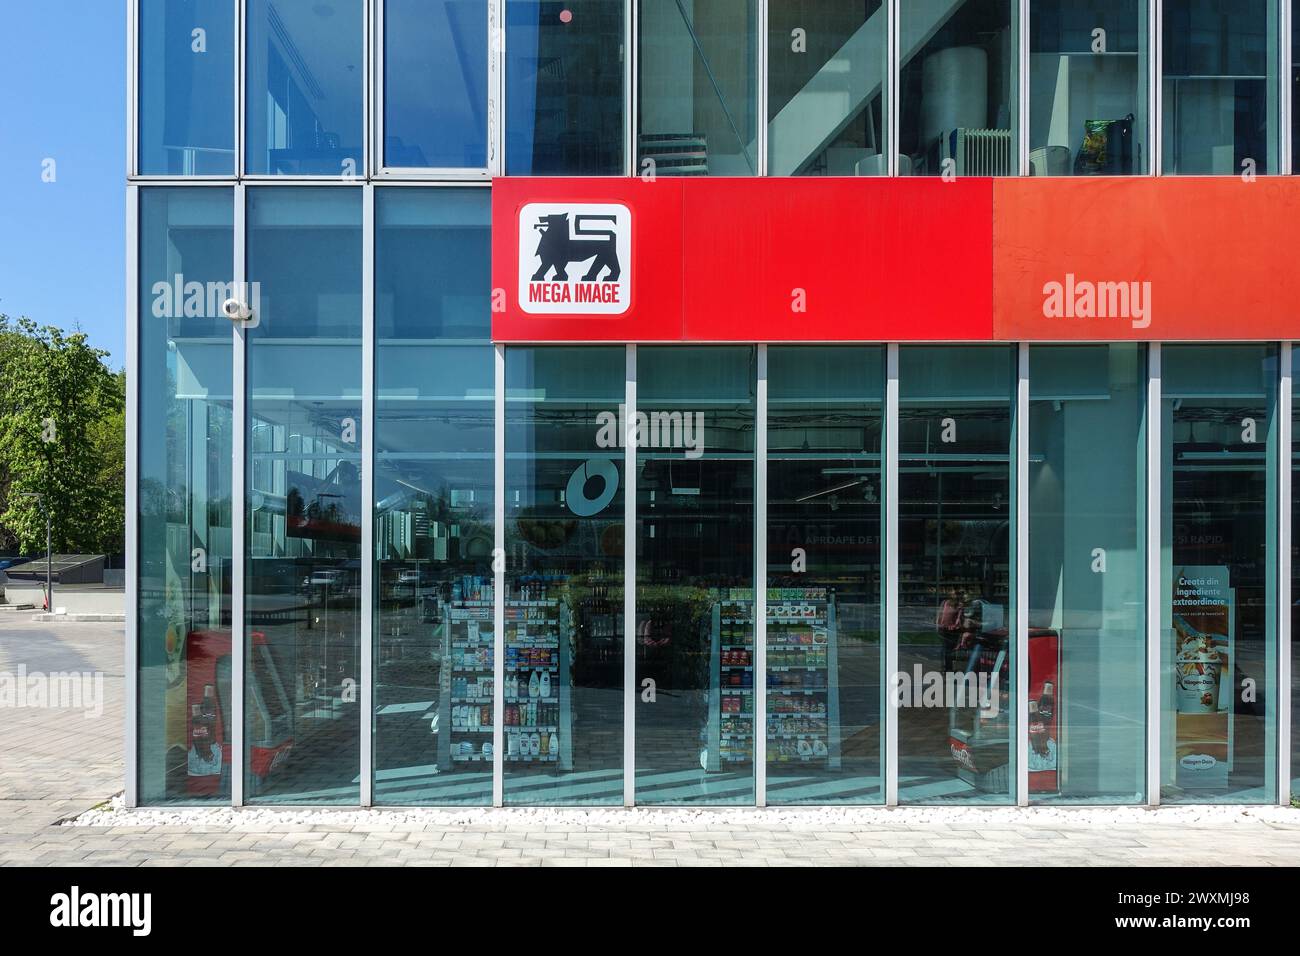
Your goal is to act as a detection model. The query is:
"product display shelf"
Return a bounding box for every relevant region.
[504,597,572,769]
[438,594,495,767]
[705,589,841,771]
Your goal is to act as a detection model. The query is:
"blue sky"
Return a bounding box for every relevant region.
[0,2,125,367]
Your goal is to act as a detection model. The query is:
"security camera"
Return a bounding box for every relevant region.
[222,298,252,322]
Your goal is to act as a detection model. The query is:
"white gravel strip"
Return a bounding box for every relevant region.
[63,793,1300,830]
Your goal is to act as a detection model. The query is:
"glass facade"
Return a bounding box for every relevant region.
[635,347,756,803]
[766,348,884,803]
[137,187,234,804]
[245,0,364,176]
[138,0,236,175]
[899,0,1018,176]
[1293,374,1299,799]
[1162,0,1279,175]
[638,0,758,176]
[134,2,1300,181]
[767,1,886,176]
[1029,345,1147,803]
[132,3,1300,809]
[383,0,488,169]
[244,187,363,804]
[372,189,493,805]
[1161,346,1278,803]
[897,347,1016,803]
[504,348,626,803]
[506,0,625,175]
[1029,1,1149,176]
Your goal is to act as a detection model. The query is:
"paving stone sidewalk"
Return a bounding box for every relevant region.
[4,619,1300,867]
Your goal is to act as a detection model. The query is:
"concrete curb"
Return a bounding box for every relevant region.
[29,613,125,623]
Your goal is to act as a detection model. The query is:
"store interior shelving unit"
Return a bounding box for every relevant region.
[439,593,495,767]
[503,595,572,769]
[438,591,573,770]
[706,589,841,771]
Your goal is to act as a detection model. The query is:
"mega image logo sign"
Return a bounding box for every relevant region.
[518,202,631,315]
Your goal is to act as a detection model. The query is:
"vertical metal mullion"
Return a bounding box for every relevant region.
[887,0,899,177]
[623,344,637,806]
[363,0,372,178]
[127,0,138,177]
[884,344,899,805]
[1017,0,1030,176]
[488,0,503,176]
[124,185,139,806]
[238,0,246,179]
[1279,342,1292,805]
[231,182,248,806]
[1146,343,1162,805]
[754,346,768,804]
[1151,0,1162,176]
[493,344,505,806]
[1015,344,1029,805]
[757,0,768,176]
[359,182,374,806]
[627,0,637,177]
[1282,0,1293,175]
[375,0,385,173]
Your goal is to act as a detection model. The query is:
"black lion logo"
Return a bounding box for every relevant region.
[532,213,621,283]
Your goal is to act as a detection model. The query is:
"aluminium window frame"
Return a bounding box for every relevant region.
[240,0,372,182]
[372,0,495,180]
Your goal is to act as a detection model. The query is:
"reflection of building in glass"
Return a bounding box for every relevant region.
[129,0,1299,810]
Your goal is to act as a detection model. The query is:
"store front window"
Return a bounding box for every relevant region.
[638,0,758,176]
[898,346,1016,804]
[244,187,363,804]
[1293,367,1299,800]
[1161,345,1278,804]
[766,347,884,803]
[245,0,364,176]
[1162,0,1279,175]
[372,188,493,805]
[506,0,625,175]
[899,0,1018,176]
[635,347,755,803]
[1028,0,1149,176]
[138,0,235,175]
[504,348,626,804]
[1028,345,1146,804]
[137,187,234,804]
[383,0,488,169]
[767,1,886,176]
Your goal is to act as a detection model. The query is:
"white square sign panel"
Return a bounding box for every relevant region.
[518,202,632,315]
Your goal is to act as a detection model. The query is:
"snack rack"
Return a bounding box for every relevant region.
[705,588,841,771]
[436,596,573,770]
[438,597,495,767]
[503,597,573,770]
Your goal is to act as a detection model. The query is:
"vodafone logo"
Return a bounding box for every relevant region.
[519,202,631,315]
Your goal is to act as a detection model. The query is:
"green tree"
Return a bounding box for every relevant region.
[0,315,124,554]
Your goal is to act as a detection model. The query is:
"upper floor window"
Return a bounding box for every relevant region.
[1029,0,1150,176]
[138,0,236,175]
[1162,0,1279,175]
[638,0,758,176]
[506,0,625,175]
[246,0,364,176]
[899,0,1019,176]
[383,0,488,170]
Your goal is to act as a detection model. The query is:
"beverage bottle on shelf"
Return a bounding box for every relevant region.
[1038,682,1055,721]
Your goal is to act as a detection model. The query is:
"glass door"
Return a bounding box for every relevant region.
[635,347,756,804]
